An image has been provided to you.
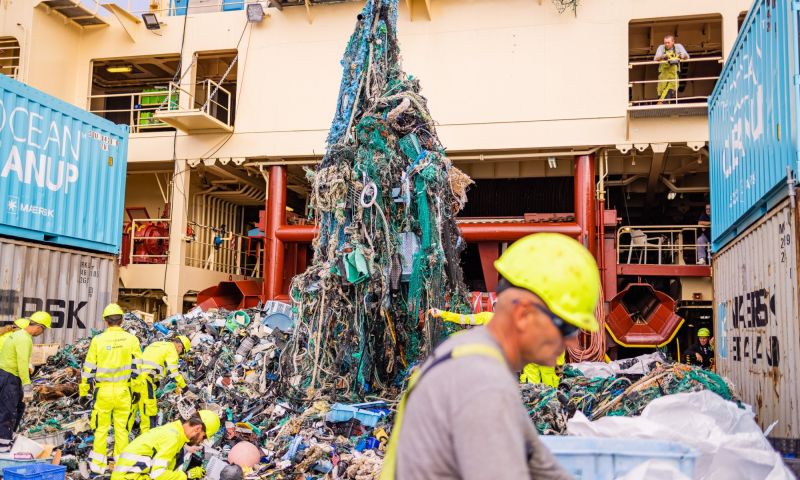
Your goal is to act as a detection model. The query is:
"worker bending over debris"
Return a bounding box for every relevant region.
[130,336,191,433]
[430,309,566,388]
[685,328,714,369]
[0,312,51,453]
[384,233,601,479]
[79,303,142,475]
[111,410,220,480]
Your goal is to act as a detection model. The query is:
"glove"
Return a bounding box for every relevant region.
[175,386,183,396]
[188,467,205,479]
[79,383,90,397]
[428,308,441,318]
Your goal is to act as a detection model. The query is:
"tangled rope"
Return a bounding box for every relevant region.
[281,0,473,401]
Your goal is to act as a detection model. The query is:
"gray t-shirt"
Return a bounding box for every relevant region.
[395,327,571,480]
[654,43,690,60]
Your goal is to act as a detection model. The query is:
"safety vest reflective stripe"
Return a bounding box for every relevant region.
[119,453,152,465]
[95,374,132,383]
[83,361,98,371]
[96,365,131,374]
[150,469,166,479]
[380,344,505,480]
[113,465,144,474]
[142,360,163,371]
[81,372,95,379]
[153,459,168,468]
[89,451,108,464]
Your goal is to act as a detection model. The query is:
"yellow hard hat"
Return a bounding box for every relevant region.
[29,311,52,329]
[176,335,191,355]
[494,233,601,332]
[198,410,221,438]
[13,318,30,329]
[103,303,124,318]
[697,328,711,337]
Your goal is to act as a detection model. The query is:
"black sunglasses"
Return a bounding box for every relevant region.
[513,300,580,338]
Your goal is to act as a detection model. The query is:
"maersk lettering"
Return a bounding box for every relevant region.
[725,287,780,367]
[21,296,87,328]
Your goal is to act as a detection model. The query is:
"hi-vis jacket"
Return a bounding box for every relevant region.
[110,420,189,480]
[79,326,142,395]
[140,341,187,389]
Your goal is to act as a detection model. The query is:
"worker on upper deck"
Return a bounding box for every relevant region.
[697,204,712,265]
[654,34,690,103]
[383,233,601,479]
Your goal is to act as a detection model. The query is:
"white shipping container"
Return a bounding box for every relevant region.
[0,237,118,345]
[714,198,800,440]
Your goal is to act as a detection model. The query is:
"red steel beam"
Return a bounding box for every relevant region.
[264,166,287,300]
[574,154,596,257]
[276,222,583,243]
[617,264,712,277]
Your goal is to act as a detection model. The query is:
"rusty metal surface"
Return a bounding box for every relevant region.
[0,237,118,345]
[714,198,800,439]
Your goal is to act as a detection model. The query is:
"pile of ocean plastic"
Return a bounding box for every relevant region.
[521,354,739,435]
[21,308,390,479]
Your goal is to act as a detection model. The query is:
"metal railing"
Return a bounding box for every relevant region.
[628,56,722,107]
[617,225,710,265]
[129,218,171,264]
[0,37,21,81]
[165,79,232,127]
[185,223,260,277]
[104,0,248,16]
[88,88,176,133]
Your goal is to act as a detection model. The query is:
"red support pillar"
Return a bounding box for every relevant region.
[264,166,287,300]
[574,154,597,257]
[477,242,500,292]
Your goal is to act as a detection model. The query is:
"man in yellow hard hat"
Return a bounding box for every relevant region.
[0,311,51,453]
[79,303,142,474]
[383,233,601,479]
[685,328,713,369]
[111,409,220,480]
[429,308,566,388]
[129,336,191,433]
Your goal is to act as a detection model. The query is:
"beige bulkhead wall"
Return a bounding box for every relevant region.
[4,0,749,162]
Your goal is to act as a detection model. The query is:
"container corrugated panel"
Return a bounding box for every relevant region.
[708,0,799,251]
[0,74,128,254]
[714,198,800,440]
[0,237,118,345]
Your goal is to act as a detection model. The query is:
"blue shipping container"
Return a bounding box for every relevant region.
[0,74,128,254]
[709,0,799,251]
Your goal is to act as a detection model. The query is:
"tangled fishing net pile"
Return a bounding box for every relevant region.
[282,0,473,400]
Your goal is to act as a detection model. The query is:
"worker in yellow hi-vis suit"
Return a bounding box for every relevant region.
[111,410,220,480]
[79,304,142,474]
[430,309,565,388]
[129,336,190,433]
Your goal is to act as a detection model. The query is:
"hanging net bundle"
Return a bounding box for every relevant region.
[282,0,473,400]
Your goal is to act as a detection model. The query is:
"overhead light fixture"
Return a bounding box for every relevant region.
[106,65,133,73]
[142,12,161,30]
[547,157,557,169]
[667,192,677,200]
[246,3,265,22]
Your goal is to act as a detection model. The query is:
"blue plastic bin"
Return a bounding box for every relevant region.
[327,402,389,427]
[540,436,698,480]
[2,464,65,480]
